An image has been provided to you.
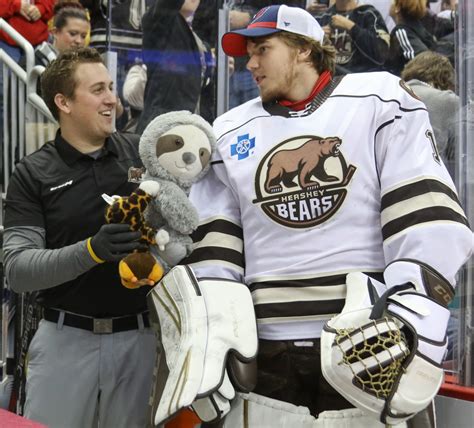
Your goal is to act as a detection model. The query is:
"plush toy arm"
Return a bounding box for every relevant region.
[158,181,199,234]
[156,229,170,251]
[139,180,160,197]
[156,228,194,267]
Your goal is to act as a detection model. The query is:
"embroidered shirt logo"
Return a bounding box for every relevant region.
[50,180,73,192]
[231,133,255,160]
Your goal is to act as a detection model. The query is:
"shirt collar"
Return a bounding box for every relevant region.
[55,130,119,165]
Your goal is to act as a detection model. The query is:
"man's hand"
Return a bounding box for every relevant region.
[90,224,144,262]
[331,15,355,31]
[229,10,252,30]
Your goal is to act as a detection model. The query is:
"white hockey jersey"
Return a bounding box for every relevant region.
[188,71,472,340]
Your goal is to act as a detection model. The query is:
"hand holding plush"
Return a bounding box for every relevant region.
[104,180,164,289]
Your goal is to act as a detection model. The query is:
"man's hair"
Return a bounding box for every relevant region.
[395,0,427,20]
[276,32,336,75]
[41,47,104,120]
[401,51,455,91]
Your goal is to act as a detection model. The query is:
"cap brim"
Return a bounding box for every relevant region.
[221,28,280,57]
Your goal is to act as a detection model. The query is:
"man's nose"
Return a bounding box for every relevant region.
[246,55,258,71]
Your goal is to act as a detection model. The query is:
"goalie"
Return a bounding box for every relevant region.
[147,5,473,428]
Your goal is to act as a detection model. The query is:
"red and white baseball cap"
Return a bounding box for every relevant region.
[222,5,325,57]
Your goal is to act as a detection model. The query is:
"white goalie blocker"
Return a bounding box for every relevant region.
[321,260,453,425]
[146,265,258,426]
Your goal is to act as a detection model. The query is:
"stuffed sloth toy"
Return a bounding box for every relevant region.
[105,110,216,288]
[139,110,216,272]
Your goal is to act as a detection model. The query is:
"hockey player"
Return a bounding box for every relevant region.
[149,4,472,427]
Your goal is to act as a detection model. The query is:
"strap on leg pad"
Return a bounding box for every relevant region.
[192,357,257,422]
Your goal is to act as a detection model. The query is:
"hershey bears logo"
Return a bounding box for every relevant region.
[253,135,356,228]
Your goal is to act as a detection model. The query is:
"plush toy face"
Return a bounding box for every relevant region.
[156,124,212,181]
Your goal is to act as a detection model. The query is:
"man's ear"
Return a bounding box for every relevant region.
[54,94,71,115]
[297,46,312,62]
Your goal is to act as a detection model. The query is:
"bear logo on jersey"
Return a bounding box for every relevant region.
[264,136,341,193]
[253,135,356,228]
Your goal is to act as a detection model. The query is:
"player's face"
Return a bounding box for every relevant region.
[53,18,90,52]
[66,62,117,144]
[246,36,299,103]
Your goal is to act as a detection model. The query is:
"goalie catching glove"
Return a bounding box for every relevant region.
[321,260,453,425]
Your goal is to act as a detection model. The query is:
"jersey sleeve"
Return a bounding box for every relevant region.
[375,81,472,285]
[186,153,244,282]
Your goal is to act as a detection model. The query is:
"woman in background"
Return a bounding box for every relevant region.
[34,1,90,66]
[387,0,436,75]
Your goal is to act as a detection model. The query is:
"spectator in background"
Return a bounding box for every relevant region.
[137,0,215,132]
[362,0,396,31]
[307,0,330,17]
[316,0,390,74]
[387,0,437,75]
[1,0,55,163]
[422,0,454,39]
[401,50,458,176]
[33,2,90,67]
[227,2,259,109]
[1,0,55,61]
[122,61,147,132]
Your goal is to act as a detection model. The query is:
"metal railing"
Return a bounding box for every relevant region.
[0,18,57,409]
[1,18,57,192]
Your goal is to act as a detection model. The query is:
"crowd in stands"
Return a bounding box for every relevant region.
[1,0,460,169]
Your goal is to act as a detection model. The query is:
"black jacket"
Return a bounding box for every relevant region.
[317,4,390,74]
[387,19,437,76]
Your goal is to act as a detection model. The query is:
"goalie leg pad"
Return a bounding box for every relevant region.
[223,393,404,427]
[223,392,318,428]
[147,266,208,426]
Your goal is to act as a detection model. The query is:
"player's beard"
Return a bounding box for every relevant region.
[259,56,298,103]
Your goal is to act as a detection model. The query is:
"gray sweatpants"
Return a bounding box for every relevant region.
[24,318,157,428]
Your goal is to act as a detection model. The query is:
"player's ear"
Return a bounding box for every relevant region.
[297,46,312,62]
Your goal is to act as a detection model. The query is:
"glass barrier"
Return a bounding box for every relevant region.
[1,0,473,414]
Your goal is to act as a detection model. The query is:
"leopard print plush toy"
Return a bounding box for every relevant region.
[105,180,164,289]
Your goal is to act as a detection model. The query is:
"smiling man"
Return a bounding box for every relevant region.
[3,48,156,428]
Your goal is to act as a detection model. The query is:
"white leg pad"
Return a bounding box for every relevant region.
[223,393,408,428]
[147,266,208,426]
[223,393,317,428]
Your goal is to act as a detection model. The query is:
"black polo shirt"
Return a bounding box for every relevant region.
[4,131,150,317]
